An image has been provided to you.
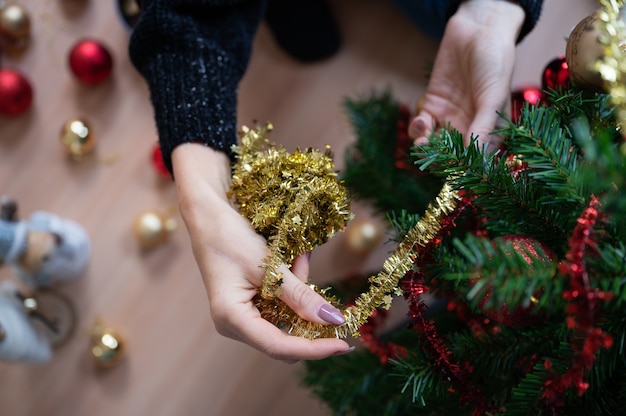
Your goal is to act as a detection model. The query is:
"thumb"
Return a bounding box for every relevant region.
[409,111,437,144]
[277,266,346,326]
[290,253,311,283]
[467,106,502,153]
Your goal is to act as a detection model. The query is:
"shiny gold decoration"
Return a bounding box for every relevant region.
[594,0,626,129]
[119,0,140,20]
[344,217,384,256]
[230,123,353,298]
[133,210,177,249]
[89,320,125,368]
[254,180,460,340]
[120,0,141,18]
[60,119,96,159]
[0,3,31,40]
[566,12,607,91]
[231,124,460,339]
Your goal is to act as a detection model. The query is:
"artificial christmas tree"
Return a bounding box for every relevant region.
[301,4,626,414]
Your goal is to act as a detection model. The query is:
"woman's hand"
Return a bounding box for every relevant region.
[171,143,351,362]
[409,0,525,152]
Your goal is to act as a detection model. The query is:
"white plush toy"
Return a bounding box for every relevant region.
[0,198,91,290]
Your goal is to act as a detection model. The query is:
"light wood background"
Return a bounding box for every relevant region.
[0,1,596,415]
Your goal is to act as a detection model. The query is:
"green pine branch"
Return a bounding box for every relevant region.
[442,234,563,314]
[341,89,442,218]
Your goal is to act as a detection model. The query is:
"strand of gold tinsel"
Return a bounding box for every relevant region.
[594,0,626,129]
[230,124,353,299]
[231,124,461,339]
[255,181,461,340]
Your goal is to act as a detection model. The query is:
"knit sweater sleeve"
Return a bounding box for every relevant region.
[446,0,544,43]
[128,0,266,174]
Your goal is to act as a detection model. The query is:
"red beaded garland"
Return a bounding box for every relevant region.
[0,68,33,116]
[68,39,113,84]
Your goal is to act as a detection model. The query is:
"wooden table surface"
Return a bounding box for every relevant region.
[0,1,596,415]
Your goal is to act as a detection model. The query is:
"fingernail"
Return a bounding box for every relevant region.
[318,304,345,325]
[412,118,427,134]
[333,346,355,356]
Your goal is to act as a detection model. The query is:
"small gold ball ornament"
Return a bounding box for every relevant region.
[61,119,96,159]
[133,210,176,249]
[0,3,31,41]
[565,12,611,92]
[90,320,126,368]
[119,0,140,27]
[344,217,384,256]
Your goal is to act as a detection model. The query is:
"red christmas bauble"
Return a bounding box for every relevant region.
[151,144,171,178]
[0,68,33,116]
[511,86,543,124]
[68,39,113,84]
[542,55,571,91]
[478,234,554,327]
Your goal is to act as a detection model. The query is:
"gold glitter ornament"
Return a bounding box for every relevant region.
[0,3,31,41]
[133,210,176,249]
[119,0,140,23]
[89,320,125,368]
[566,12,607,91]
[60,119,96,159]
[344,217,384,256]
[230,123,353,298]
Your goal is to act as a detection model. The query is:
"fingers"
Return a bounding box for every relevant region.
[241,316,353,362]
[211,297,352,362]
[409,111,437,145]
[290,253,310,282]
[467,105,503,152]
[277,265,346,326]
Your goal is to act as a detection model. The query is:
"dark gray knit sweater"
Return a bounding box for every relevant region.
[129,0,543,174]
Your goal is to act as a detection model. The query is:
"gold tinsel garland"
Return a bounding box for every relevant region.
[255,182,460,340]
[230,124,353,299]
[594,0,626,129]
[230,124,460,340]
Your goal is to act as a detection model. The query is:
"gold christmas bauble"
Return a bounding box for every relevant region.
[133,210,176,249]
[90,321,125,368]
[61,119,96,159]
[344,217,383,256]
[0,3,31,40]
[120,0,140,19]
[565,12,607,92]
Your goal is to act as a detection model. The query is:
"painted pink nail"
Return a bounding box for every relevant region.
[318,304,345,325]
[414,118,427,133]
[333,346,356,356]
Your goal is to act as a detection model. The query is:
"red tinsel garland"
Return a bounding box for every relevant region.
[541,196,614,407]
[357,308,407,365]
[403,193,498,415]
[357,191,498,413]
